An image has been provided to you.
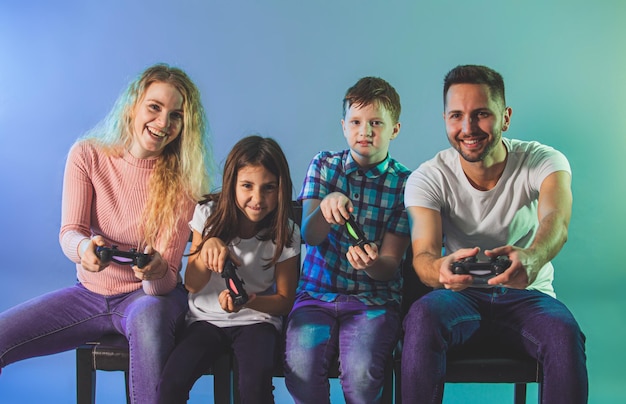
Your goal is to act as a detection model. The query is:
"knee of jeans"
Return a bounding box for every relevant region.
[540,315,586,352]
[129,296,185,330]
[403,301,440,333]
[285,324,332,373]
[339,363,384,401]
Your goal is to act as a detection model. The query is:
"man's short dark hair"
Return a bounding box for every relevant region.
[443,65,506,107]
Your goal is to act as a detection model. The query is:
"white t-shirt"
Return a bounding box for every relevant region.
[404,138,571,297]
[186,202,301,330]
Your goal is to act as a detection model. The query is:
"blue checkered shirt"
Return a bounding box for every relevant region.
[297,150,411,306]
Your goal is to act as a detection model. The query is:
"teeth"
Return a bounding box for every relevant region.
[147,127,167,138]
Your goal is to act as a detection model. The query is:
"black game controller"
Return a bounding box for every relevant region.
[451,256,512,284]
[221,258,249,306]
[345,215,369,249]
[96,245,151,268]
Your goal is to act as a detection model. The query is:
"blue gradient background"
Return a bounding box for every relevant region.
[1,0,624,403]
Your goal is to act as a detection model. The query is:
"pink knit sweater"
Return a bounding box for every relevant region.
[59,140,195,296]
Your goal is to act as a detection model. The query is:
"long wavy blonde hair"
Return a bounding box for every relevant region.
[83,63,213,247]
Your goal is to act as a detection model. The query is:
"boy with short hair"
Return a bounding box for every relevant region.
[284,77,411,403]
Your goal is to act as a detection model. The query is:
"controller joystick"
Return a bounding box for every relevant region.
[221,258,249,306]
[96,245,152,269]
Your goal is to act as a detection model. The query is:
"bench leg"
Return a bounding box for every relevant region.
[124,371,131,404]
[76,348,96,404]
[514,383,527,404]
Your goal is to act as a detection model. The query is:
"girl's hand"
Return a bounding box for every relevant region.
[200,238,232,273]
[218,289,256,313]
[134,246,168,281]
[79,235,108,272]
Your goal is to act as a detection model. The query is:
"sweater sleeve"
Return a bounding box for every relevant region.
[59,142,94,263]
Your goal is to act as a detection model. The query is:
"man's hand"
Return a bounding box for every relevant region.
[439,247,479,291]
[486,246,539,289]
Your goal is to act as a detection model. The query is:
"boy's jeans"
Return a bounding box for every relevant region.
[284,294,399,404]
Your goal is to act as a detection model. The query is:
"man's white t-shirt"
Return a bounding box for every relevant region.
[404,138,571,297]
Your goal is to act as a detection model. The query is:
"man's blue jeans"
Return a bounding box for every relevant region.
[401,287,588,403]
[0,282,188,404]
[284,294,399,404]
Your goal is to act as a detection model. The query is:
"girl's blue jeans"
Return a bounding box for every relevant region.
[0,282,188,404]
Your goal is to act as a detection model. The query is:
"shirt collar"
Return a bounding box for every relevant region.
[344,150,391,178]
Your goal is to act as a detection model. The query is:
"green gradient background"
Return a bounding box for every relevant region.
[1,0,624,403]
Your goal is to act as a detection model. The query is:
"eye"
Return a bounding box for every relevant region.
[263,184,278,193]
[371,120,383,127]
[477,111,490,118]
[171,112,183,121]
[148,103,161,112]
[350,120,360,125]
[448,113,461,120]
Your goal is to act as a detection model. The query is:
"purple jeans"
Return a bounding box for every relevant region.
[401,287,588,403]
[284,294,399,404]
[0,282,188,404]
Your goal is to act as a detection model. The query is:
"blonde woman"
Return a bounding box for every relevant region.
[0,64,212,404]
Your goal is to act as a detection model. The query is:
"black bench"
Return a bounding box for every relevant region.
[75,201,541,403]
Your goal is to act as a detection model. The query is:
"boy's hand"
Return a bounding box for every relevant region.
[346,242,378,270]
[320,192,353,224]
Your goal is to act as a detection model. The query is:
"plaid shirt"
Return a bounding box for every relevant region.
[297,150,411,306]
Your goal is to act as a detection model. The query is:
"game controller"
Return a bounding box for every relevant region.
[96,245,151,268]
[451,256,512,284]
[345,215,369,249]
[221,258,249,306]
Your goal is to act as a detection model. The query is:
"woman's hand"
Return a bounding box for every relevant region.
[79,235,108,272]
[134,246,168,281]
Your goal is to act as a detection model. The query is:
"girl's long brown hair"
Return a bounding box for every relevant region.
[193,136,295,268]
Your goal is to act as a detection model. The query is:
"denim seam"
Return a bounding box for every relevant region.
[0,312,111,361]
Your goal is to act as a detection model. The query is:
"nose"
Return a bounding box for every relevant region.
[157,111,170,128]
[359,122,372,137]
[461,115,474,135]
[252,187,263,203]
